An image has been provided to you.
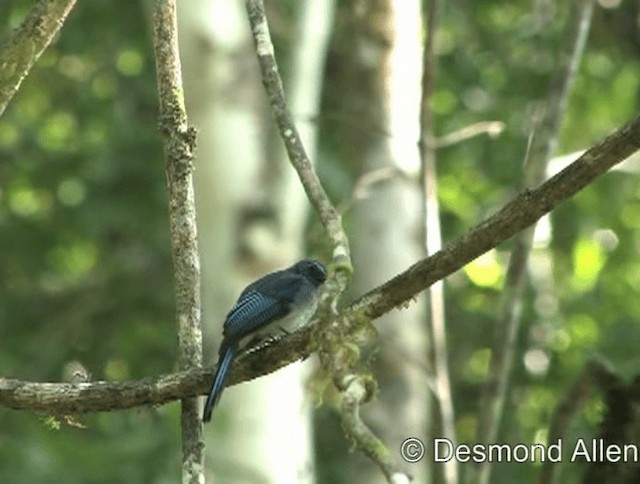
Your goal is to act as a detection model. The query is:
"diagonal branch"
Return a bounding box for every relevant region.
[244,0,351,279]
[0,0,77,117]
[244,1,407,479]
[350,114,640,321]
[1,114,640,415]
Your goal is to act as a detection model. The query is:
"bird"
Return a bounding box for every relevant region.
[202,259,327,422]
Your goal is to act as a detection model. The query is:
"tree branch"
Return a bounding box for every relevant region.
[1,115,640,415]
[244,0,351,279]
[0,369,205,413]
[339,375,409,482]
[350,113,640,321]
[152,1,203,483]
[0,0,77,117]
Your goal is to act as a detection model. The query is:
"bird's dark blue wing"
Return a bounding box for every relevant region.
[223,289,291,340]
[202,260,327,422]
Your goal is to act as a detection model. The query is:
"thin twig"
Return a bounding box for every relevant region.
[1,114,640,415]
[244,2,411,481]
[419,0,458,483]
[476,3,595,483]
[152,2,203,483]
[434,121,505,148]
[0,0,77,117]
[244,0,351,281]
[339,375,411,482]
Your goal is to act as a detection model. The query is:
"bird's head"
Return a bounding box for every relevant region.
[292,259,327,286]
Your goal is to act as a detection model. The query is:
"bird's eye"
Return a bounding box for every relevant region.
[310,262,327,283]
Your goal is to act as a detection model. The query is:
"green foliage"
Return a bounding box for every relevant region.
[2,1,640,483]
[429,3,640,483]
[1,2,177,482]
[318,1,640,483]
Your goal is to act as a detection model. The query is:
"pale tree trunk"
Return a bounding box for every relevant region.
[177,1,333,482]
[330,1,429,483]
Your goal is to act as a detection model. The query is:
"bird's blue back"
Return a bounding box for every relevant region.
[222,270,303,341]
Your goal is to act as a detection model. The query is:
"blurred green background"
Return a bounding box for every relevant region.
[2,1,640,483]
[1,3,179,483]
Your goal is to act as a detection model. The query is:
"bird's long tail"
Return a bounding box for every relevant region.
[202,344,237,422]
